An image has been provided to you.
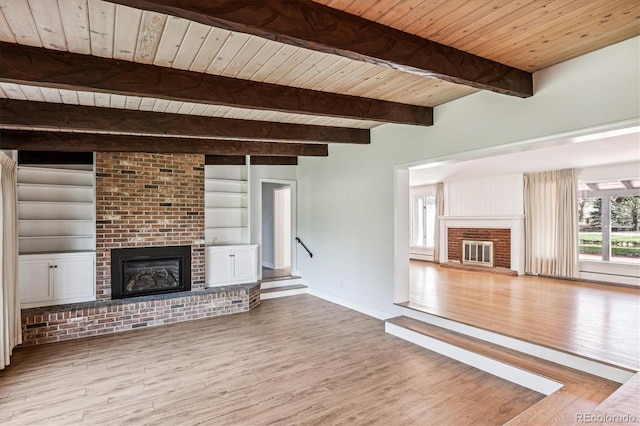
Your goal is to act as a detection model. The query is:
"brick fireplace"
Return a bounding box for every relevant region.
[95,152,205,300]
[20,152,261,347]
[439,216,525,274]
[448,228,511,268]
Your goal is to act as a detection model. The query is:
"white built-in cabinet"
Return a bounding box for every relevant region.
[205,164,249,245]
[204,163,258,286]
[19,251,96,308]
[17,165,96,307]
[205,245,258,287]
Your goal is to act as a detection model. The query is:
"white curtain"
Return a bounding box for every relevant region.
[433,182,444,263]
[524,169,579,278]
[0,152,21,370]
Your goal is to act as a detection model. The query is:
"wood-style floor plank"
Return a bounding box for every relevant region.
[407,261,640,370]
[1,295,543,425]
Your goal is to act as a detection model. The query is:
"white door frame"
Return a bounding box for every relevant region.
[273,186,292,270]
[257,178,298,279]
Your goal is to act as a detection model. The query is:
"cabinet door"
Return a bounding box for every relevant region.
[206,249,234,284]
[19,258,54,305]
[233,247,257,283]
[54,255,95,302]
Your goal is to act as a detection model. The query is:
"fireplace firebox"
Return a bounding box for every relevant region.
[111,246,191,299]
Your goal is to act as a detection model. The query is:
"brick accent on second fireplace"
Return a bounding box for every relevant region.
[95,153,205,300]
[447,228,511,269]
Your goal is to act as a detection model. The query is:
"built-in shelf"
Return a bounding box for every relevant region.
[18,183,92,189]
[18,201,94,205]
[18,166,96,254]
[205,164,249,245]
[20,235,93,240]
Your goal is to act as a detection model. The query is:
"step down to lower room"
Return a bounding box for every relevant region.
[260,277,307,299]
[386,316,563,395]
[386,316,638,425]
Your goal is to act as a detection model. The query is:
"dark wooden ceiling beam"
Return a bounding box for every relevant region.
[204,155,246,166]
[109,0,532,98]
[0,99,368,144]
[0,42,432,126]
[0,129,329,156]
[205,155,299,166]
[250,156,298,166]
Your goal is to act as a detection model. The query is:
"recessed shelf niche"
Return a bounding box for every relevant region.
[17,166,96,254]
[204,164,249,245]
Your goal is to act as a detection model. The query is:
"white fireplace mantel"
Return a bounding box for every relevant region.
[439,215,525,275]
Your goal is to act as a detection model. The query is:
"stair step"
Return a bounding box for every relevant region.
[398,304,634,383]
[260,284,307,299]
[387,316,564,395]
[261,284,307,293]
[386,316,631,424]
[260,276,304,289]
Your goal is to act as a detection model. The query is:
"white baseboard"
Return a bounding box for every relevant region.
[579,271,640,287]
[409,253,433,261]
[262,261,275,269]
[306,288,395,320]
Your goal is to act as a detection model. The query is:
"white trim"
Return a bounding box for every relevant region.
[579,271,640,287]
[307,288,395,320]
[402,308,634,384]
[579,258,640,287]
[394,169,411,304]
[385,322,564,395]
[261,261,275,269]
[399,118,640,171]
[409,253,433,262]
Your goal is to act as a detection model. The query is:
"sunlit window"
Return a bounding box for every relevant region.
[411,195,436,248]
[579,179,640,264]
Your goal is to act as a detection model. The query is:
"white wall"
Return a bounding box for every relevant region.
[297,37,640,317]
[578,161,640,182]
[445,174,524,217]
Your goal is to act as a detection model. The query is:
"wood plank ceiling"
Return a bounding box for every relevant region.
[0,0,638,161]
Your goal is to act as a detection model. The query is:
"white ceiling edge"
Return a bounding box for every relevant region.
[408,122,640,187]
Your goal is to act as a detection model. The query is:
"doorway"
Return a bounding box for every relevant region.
[261,181,295,280]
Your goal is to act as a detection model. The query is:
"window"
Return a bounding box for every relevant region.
[579,179,640,264]
[411,195,436,248]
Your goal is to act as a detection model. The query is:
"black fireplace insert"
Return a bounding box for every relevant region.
[111,246,191,299]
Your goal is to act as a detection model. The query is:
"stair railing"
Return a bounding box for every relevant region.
[295,237,313,258]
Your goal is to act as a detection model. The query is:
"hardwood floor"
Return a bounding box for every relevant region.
[0,295,543,425]
[407,261,640,371]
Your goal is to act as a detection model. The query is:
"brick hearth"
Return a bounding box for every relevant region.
[21,284,261,346]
